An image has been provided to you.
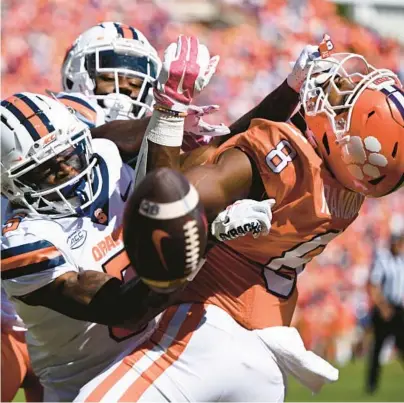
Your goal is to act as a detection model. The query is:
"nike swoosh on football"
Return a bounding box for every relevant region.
[151,229,170,271]
[120,181,132,202]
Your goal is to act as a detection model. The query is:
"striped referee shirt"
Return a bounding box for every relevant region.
[369,248,404,308]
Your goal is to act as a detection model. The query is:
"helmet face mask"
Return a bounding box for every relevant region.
[301,53,404,198]
[301,53,395,142]
[1,93,102,218]
[62,22,162,121]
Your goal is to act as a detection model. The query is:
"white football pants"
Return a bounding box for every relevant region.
[75,303,286,402]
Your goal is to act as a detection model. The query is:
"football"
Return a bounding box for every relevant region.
[123,168,208,291]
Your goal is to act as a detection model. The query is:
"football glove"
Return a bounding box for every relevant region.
[184,104,230,137]
[287,34,335,93]
[154,35,220,114]
[211,199,276,242]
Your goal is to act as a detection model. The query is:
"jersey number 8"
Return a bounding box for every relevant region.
[265,140,297,174]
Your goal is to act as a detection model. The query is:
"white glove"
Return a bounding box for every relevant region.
[184,104,230,137]
[211,199,276,242]
[287,35,335,93]
[154,35,220,113]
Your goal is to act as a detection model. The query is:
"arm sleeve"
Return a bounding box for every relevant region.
[1,232,77,297]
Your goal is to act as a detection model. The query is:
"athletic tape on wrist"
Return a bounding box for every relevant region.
[146,110,185,147]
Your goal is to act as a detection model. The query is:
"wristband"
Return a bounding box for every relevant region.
[153,105,188,118]
[146,110,185,147]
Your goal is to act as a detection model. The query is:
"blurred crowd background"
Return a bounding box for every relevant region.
[2,0,404,367]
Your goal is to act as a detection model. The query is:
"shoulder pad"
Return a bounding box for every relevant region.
[56,92,105,128]
[1,216,69,280]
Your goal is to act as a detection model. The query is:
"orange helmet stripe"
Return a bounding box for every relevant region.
[1,94,54,140]
[113,23,138,40]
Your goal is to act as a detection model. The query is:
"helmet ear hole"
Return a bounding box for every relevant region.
[322,133,331,155]
[367,110,375,119]
[84,55,96,78]
[66,78,74,90]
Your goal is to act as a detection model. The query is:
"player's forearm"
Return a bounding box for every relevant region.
[90,118,150,162]
[147,141,181,172]
[86,275,175,327]
[184,148,253,221]
[226,80,299,141]
[142,146,253,222]
[19,270,176,327]
[136,111,185,181]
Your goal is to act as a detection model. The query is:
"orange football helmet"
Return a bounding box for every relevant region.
[301,53,404,197]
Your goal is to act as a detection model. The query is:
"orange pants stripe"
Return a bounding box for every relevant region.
[84,307,179,402]
[119,304,205,401]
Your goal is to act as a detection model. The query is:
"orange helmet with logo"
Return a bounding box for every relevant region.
[301,53,404,197]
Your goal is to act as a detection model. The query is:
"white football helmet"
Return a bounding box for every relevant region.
[1,92,101,218]
[61,22,161,121]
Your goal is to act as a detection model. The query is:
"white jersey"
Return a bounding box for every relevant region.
[0,93,104,340]
[1,196,8,223]
[2,196,26,332]
[1,286,26,332]
[1,139,157,401]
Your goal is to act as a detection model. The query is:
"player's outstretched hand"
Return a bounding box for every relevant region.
[184,104,230,137]
[154,35,220,114]
[211,199,276,242]
[287,34,335,93]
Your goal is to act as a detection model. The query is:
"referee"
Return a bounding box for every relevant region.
[366,230,404,394]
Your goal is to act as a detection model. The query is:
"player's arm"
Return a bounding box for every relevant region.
[185,148,253,219]
[139,131,253,220]
[90,118,150,163]
[1,233,178,327]
[18,271,179,329]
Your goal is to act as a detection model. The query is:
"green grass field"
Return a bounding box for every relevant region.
[13,359,403,402]
[286,359,404,402]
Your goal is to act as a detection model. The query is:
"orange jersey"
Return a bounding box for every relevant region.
[180,119,365,329]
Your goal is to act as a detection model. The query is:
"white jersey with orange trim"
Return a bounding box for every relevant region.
[1,197,26,333]
[1,139,157,401]
[56,92,106,128]
[0,92,104,346]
